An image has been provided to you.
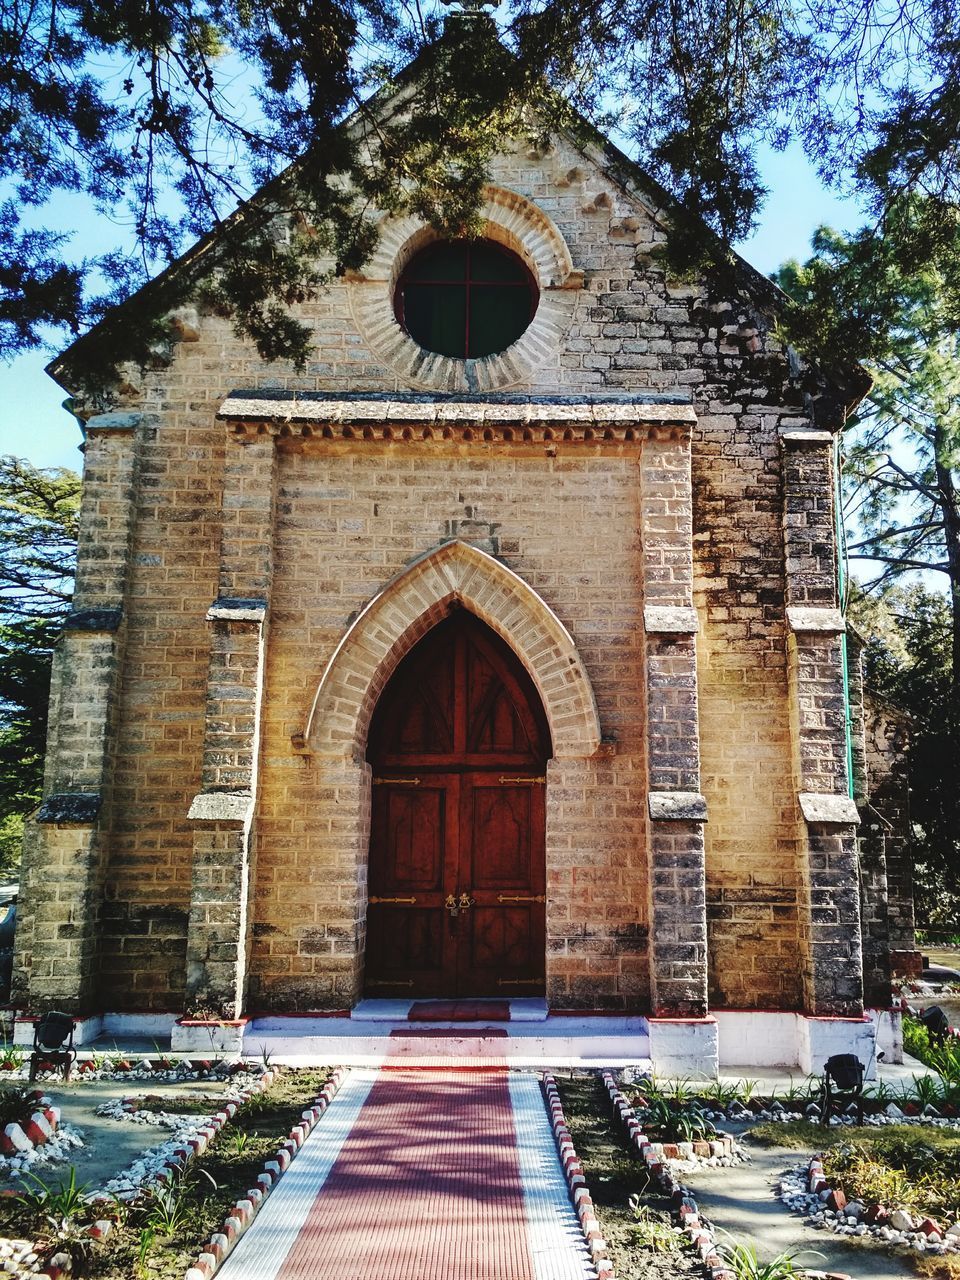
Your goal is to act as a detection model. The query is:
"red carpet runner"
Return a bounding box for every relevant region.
[275,1066,535,1279]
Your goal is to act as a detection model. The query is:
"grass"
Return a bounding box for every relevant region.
[0,1066,335,1280]
[903,1014,960,1087]
[751,1119,960,1225]
[132,1093,227,1115]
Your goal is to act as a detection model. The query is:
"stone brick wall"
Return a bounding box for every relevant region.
[253,440,650,1011]
[20,128,888,1017]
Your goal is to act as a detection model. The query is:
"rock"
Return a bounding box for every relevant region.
[827,1189,847,1212]
[919,1218,943,1239]
[864,1204,889,1225]
[885,1102,905,1119]
[890,1209,915,1232]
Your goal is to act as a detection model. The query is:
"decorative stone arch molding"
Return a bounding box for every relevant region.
[348,186,583,393]
[303,540,602,760]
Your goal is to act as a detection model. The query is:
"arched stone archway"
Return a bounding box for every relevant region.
[303,540,602,761]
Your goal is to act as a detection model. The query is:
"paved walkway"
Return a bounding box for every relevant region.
[687,1138,915,1280]
[217,1067,595,1280]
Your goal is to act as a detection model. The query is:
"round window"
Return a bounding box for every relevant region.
[394,240,539,359]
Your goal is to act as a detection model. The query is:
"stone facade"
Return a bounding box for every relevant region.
[13,100,914,1057]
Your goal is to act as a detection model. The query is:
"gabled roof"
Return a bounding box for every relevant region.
[46,25,870,420]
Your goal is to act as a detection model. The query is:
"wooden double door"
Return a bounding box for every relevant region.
[365,611,550,998]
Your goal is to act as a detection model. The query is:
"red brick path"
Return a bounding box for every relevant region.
[276,1068,536,1279]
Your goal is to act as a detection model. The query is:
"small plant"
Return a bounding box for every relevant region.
[777,1077,817,1106]
[637,1096,716,1143]
[864,1076,893,1106]
[720,1234,820,1280]
[0,1035,24,1072]
[912,1072,947,1109]
[17,1167,89,1234]
[135,1226,155,1279]
[143,1174,197,1240]
[258,1042,274,1069]
[737,1078,758,1104]
[664,1075,696,1105]
[229,1128,253,1155]
[699,1078,743,1108]
[627,1196,680,1253]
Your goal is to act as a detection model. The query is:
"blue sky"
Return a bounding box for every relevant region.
[0,140,859,472]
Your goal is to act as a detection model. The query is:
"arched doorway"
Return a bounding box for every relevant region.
[364,609,551,998]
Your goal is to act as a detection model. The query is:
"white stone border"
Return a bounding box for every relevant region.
[776,1154,960,1263]
[601,1071,735,1280]
[542,1073,614,1279]
[183,1067,348,1280]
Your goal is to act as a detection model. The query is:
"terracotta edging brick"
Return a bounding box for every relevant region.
[180,1066,348,1280]
[600,1072,734,1280]
[542,1073,615,1280]
[0,1093,61,1157]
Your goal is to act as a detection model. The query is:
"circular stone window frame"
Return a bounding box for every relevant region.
[349,185,583,393]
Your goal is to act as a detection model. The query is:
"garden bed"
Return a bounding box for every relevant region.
[555,1076,705,1280]
[0,1065,335,1280]
[755,1120,960,1274]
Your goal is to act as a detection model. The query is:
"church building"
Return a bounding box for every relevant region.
[12,27,917,1076]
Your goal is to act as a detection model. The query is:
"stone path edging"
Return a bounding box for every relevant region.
[601,1071,734,1280]
[1,1096,60,1159]
[31,1064,343,1280]
[182,1067,347,1280]
[542,1072,614,1280]
[775,1154,960,1263]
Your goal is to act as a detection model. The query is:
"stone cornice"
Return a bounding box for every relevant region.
[218,393,696,442]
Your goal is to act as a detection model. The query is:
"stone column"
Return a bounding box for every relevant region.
[640,428,708,1018]
[780,426,863,1017]
[15,414,142,1014]
[184,430,277,1018]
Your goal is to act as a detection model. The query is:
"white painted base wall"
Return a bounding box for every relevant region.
[170,1020,246,1054]
[711,1011,880,1080]
[645,1017,719,1079]
[13,1013,103,1047]
[867,1008,904,1065]
[102,1012,178,1039]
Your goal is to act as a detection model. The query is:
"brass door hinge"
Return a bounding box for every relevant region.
[373,777,421,786]
[369,895,417,904]
[497,894,546,904]
[498,775,545,785]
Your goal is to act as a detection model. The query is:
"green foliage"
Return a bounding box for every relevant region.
[0,813,24,878]
[823,1130,960,1221]
[0,457,79,862]
[631,1094,716,1143]
[1,0,958,382]
[16,1166,89,1235]
[627,1197,681,1253]
[903,1014,960,1086]
[719,1235,817,1280]
[143,1170,212,1239]
[851,585,958,926]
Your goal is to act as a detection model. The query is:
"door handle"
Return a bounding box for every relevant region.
[445,894,459,918]
[457,892,475,911]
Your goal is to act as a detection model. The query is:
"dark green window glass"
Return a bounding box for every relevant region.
[395,240,537,358]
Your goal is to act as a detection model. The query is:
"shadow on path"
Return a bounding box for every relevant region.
[685,1137,916,1280]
